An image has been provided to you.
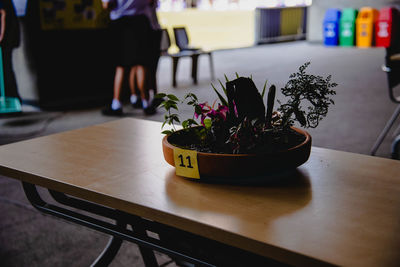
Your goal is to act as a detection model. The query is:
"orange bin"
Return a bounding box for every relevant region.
[356,7,379,47]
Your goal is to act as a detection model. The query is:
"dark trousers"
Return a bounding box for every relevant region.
[2,46,19,101]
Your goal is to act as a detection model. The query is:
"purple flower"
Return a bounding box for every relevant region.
[232,100,238,117]
[217,105,229,120]
[194,102,229,126]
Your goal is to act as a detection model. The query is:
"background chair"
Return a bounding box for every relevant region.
[160,28,172,57]
[161,29,213,87]
[173,27,215,87]
[370,46,400,159]
[161,29,197,87]
[173,27,201,51]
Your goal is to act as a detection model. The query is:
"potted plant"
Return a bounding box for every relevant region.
[156,62,337,180]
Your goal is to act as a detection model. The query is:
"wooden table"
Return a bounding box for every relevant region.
[1,118,400,266]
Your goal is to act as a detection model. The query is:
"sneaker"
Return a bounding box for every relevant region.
[101,107,123,116]
[144,106,156,115]
[132,99,143,109]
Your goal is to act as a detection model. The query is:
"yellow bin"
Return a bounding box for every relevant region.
[356,7,379,47]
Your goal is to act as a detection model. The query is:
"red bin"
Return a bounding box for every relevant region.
[376,7,400,47]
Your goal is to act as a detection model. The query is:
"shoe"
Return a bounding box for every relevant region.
[101,107,123,116]
[132,99,142,109]
[144,106,156,115]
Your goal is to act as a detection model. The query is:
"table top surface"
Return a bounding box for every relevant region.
[1,118,400,267]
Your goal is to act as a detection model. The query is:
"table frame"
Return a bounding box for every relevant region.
[22,182,286,267]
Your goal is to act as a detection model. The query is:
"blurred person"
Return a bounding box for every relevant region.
[102,0,155,116]
[147,0,161,96]
[0,0,20,102]
[131,0,162,110]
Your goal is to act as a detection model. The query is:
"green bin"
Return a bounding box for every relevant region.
[340,8,358,46]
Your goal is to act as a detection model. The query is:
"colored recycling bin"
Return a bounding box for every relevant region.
[323,9,341,46]
[375,7,400,47]
[356,7,379,48]
[339,8,358,46]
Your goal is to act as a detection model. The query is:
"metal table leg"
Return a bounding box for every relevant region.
[370,104,400,155]
[21,182,289,266]
[91,235,124,267]
[208,52,215,81]
[48,189,158,266]
[21,182,215,267]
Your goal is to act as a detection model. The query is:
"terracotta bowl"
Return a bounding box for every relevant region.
[162,127,312,178]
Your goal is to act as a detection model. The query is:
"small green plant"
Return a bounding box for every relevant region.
[156,94,180,135]
[278,62,337,128]
[156,62,337,154]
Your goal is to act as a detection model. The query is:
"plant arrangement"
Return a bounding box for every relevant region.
[156,62,337,155]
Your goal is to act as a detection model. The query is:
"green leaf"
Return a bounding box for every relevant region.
[217,79,228,97]
[261,80,268,98]
[185,93,198,101]
[162,130,173,135]
[182,120,189,129]
[187,119,198,126]
[195,105,203,115]
[224,74,229,82]
[167,94,179,101]
[163,102,170,110]
[203,118,212,130]
[211,83,228,107]
[155,93,166,99]
[170,114,180,123]
[164,100,178,110]
[235,72,239,78]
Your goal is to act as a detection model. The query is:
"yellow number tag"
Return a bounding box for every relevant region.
[173,148,200,179]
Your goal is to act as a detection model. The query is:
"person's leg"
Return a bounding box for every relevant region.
[135,65,155,114]
[135,65,149,102]
[102,66,124,115]
[2,47,20,101]
[113,66,124,101]
[130,16,155,114]
[129,66,141,108]
[129,65,137,95]
[111,66,125,109]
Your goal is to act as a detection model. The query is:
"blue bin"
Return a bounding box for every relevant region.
[323,9,341,46]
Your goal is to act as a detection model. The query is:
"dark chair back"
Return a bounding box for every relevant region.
[173,27,190,51]
[160,29,171,54]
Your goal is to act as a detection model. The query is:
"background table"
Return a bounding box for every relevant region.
[0,118,400,266]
